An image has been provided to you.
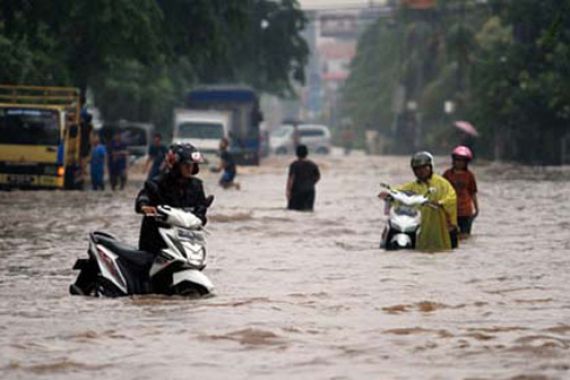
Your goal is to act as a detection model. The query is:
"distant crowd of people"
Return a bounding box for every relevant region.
[88,132,247,193]
[86,128,323,214]
[88,128,176,192]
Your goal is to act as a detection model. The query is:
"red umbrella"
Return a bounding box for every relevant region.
[454,121,479,137]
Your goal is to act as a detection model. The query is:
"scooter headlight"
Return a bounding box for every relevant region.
[174,229,205,264]
[181,242,206,267]
[178,229,204,242]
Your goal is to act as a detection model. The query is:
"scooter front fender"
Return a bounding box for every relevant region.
[392,233,413,248]
[172,270,214,293]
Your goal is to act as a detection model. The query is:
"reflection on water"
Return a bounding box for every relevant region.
[0,154,569,379]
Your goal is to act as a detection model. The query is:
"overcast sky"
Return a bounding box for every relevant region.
[298,0,387,10]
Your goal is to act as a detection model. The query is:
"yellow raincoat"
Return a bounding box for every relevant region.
[397,174,457,252]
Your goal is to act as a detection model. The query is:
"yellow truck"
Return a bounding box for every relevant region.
[0,84,87,190]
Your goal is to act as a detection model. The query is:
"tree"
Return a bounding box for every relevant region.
[467,0,570,163]
[342,0,570,163]
[233,0,309,96]
[341,20,400,137]
[0,0,309,131]
[0,0,164,91]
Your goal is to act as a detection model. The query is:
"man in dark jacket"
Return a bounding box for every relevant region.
[135,143,212,255]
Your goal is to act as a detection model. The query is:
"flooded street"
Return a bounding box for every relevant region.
[1,153,569,380]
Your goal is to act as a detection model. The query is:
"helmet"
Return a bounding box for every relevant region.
[167,143,204,175]
[410,151,434,168]
[452,145,473,161]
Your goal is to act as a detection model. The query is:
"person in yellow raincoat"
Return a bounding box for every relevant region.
[379,151,458,252]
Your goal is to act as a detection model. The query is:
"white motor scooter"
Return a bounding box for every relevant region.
[379,184,431,250]
[70,205,214,297]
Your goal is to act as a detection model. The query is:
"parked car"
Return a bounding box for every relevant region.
[270,124,331,155]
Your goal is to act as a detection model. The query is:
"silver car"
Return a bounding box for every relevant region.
[270,124,331,155]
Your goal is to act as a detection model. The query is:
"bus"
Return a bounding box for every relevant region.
[186,86,263,165]
[0,85,85,190]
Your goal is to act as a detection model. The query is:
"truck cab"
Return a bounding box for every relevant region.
[0,85,84,190]
[172,109,230,163]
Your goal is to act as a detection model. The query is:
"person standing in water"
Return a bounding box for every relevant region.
[89,133,107,191]
[108,131,128,190]
[443,146,479,236]
[378,151,458,251]
[145,133,168,180]
[286,144,320,211]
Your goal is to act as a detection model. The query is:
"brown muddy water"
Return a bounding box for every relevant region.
[0,153,569,380]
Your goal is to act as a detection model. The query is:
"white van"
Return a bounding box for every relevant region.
[270,123,331,155]
[172,109,231,162]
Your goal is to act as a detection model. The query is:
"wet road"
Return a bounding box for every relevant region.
[0,153,569,379]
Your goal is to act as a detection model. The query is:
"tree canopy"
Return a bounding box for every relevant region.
[0,0,308,132]
[342,0,570,164]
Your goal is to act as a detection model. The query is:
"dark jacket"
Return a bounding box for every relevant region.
[135,172,208,254]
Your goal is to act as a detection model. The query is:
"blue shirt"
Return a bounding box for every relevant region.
[90,144,106,173]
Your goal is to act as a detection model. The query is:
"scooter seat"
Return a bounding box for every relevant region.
[91,232,155,268]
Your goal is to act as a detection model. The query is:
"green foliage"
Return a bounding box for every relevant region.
[0,0,308,130]
[467,0,570,163]
[236,0,309,96]
[341,21,400,134]
[342,0,570,163]
[0,14,69,84]
[158,0,308,96]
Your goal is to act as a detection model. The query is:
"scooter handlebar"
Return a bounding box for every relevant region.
[157,205,203,229]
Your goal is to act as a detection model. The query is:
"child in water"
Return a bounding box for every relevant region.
[216,138,240,190]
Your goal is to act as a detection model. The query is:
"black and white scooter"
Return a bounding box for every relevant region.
[379,184,431,250]
[70,204,214,297]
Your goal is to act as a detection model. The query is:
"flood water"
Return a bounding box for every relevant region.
[1,153,569,380]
